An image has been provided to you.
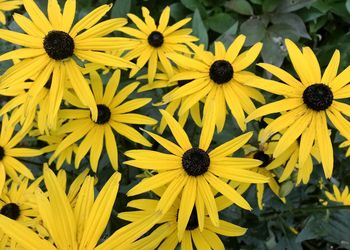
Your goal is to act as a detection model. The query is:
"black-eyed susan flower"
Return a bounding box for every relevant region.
[325,184,350,205]
[119,195,246,249]
[51,70,157,172]
[246,39,350,179]
[0,0,135,128]
[0,165,160,250]
[125,109,268,237]
[164,36,264,132]
[0,114,42,192]
[0,0,22,25]
[120,6,198,83]
[0,176,47,248]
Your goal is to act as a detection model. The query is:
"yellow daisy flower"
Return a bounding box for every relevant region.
[325,184,350,205]
[119,195,246,249]
[125,109,268,238]
[120,6,198,83]
[0,0,22,25]
[0,0,135,128]
[0,114,42,192]
[51,70,157,172]
[0,176,47,248]
[164,36,264,132]
[0,165,160,250]
[246,39,350,179]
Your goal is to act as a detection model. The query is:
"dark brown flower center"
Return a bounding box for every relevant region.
[92,104,111,124]
[209,60,234,84]
[0,146,4,160]
[253,150,271,167]
[0,203,20,220]
[182,148,210,176]
[44,30,75,60]
[147,31,164,48]
[302,83,333,111]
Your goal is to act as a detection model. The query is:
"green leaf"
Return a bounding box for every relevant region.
[206,13,236,33]
[239,18,266,46]
[268,23,300,41]
[181,0,207,17]
[262,0,281,13]
[250,0,262,4]
[271,13,310,39]
[192,9,208,48]
[111,0,131,18]
[216,22,239,47]
[276,0,316,13]
[261,38,286,67]
[170,2,189,20]
[225,0,254,15]
[279,181,294,197]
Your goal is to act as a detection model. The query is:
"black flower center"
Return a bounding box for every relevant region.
[253,150,271,168]
[209,60,234,84]
[0,203,20,220]
[302,83,333,111]
[147,31,164,48]
[0,146,4,160]
[92,104,111,124]
[43,30,75,60]
[182,148,210,176]
[186,207,199,230]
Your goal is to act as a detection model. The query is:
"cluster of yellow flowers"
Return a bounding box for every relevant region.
[0,0,350,249]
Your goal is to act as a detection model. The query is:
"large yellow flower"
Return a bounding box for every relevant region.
[246,39,350,179]
[119,195,246,249]
[164,36,264,132]
[51,70,157,172]
[119,6,198,83]
[0,0,22,24]
[0,0,135,128]
[0,165,160,250]
[125,109,268,237]
[0,114,42,192]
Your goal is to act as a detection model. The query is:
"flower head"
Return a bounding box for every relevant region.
[124,109,268,238]
[246,39,350,178]
[164,36,264,132]
[120,6,198,83]
[51,70,157,172]
[325,184,350,205]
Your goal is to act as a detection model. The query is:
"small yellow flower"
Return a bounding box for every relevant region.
[325,184,350,205]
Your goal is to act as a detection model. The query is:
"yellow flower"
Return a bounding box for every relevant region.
[0,114,42,192]
[0,176,47,248]
[325,184,350,205]
[164,36,264,132]
[0,0,135,128]
[51,70,157,172]
[0,0,22,24]
[120,6,198,83]
[246,39,350,179]
[124,109,268,238]
[0,165,159,250]
[119,195,246,249]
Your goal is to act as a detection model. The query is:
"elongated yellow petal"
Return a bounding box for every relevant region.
[197,176,219,227]
[79,172,121,250]
[321,50,340,84]
[205,218,247,236]
[199,97,216,151]
[23,0,52,33]
[225,34,246,63]
[205,173,251,210]
[209,132,253,158]
[160,109,192,151]
[316,112,333,178]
